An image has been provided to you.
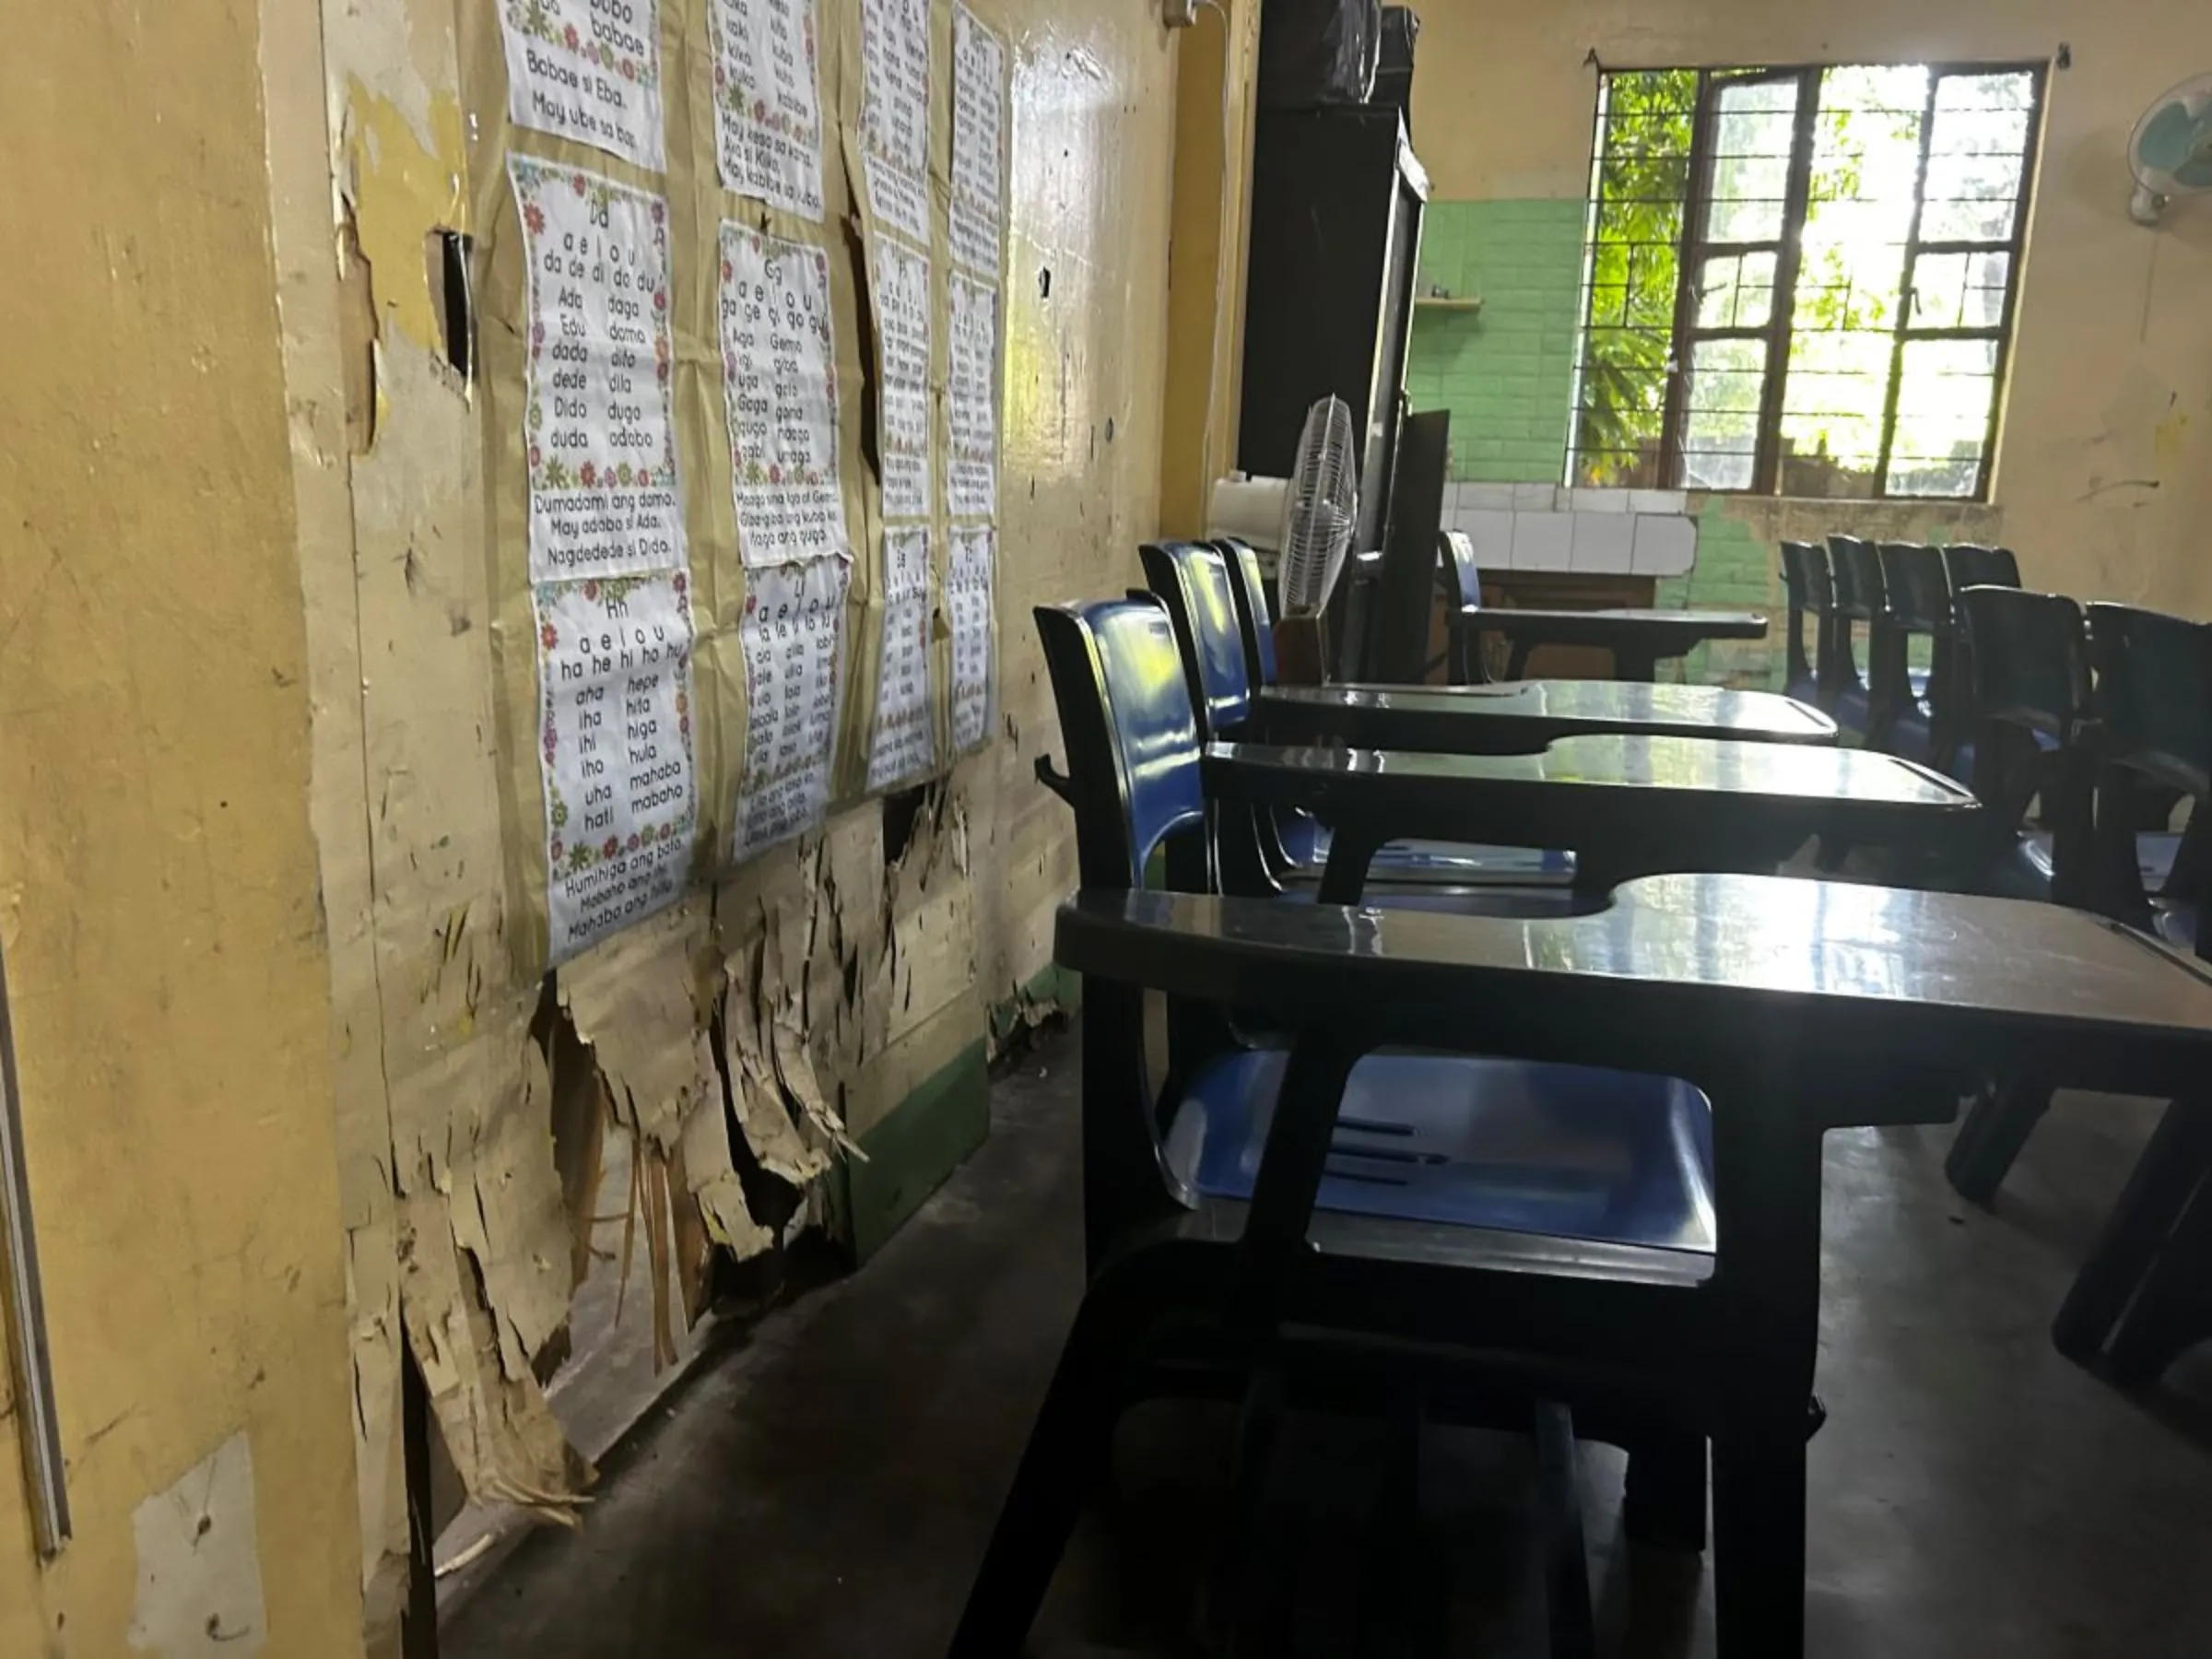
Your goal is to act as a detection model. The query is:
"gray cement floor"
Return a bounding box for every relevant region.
[445,1022,2212,1658]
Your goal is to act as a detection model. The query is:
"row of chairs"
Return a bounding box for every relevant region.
[1778,535,2019,774]
[1944,587,2212,1388]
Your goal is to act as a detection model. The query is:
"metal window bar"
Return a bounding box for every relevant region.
[1577,61,2047,502]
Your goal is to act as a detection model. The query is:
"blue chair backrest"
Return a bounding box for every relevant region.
[1878,543,1950,634]
[1441,529,1483,610]
[1214,537,1278,689]
[1944,545,2020,594]
[1779,540,1831,612]
[1956,585,2087,746]
[2088,604,2212,803]
[1828,535,1885,618]
[1034,598,1206,890]
[1140,541,1253,739]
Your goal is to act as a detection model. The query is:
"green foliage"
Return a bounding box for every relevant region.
[1574,71,1696,485]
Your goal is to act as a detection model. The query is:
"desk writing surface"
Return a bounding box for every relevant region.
[1062,877,2212,1040]
[1209,737,1974,809]
[1263,682,1834,739]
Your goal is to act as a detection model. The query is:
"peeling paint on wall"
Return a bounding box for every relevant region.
[126,1433,268,1658]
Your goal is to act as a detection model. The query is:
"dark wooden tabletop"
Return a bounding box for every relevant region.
[1458,607,1770,642]
[1206,735,1978,896]
[1058,878,2212,1106]
[1257,680,1838,754]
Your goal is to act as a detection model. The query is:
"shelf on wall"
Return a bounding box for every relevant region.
[1413,295,1485,313]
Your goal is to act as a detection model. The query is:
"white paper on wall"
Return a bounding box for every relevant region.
[734,555,851,860]
[948,6,1006,278]
[947,272,998,521]
[948,526,994,751]
[498,0,667,171]
[719,222,848,566]
[857,0,931,246]
[512,159,686,582]
[865,526,936,790]
[708,0,825,218]
[871,234,933,521]
[535,571,699,960]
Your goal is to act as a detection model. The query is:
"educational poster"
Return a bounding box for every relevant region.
[948,526,994,750]
[708,0,826,218]
[856,0,931,246]
[734,555,851,860]
[948,6,1006,278]
[863,234,933,520]
[512,159,685,582]
[498,0,666,171]
[946,272,998,521]
[535,571,699,959]
[718,222,848,565]
[870,235,933,521]
[865,527,935,790]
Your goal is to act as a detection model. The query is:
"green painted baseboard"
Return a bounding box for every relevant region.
[990,960,1082,1043]
[830,966,1081,1264]
[832,1038,991,1264]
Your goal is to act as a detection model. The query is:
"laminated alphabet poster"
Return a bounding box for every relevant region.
[865,527,935,789]
[870,234,932,520]
[535,571,699,959]
[709,0,826,218]
[718,222,848,565]
[948,526,994,750]
[946,272,998,521]
[499,0,666,171]
[512,159,685,582]
[948,6,1006,278]
[734,555,851,860]
[857,0,931,247]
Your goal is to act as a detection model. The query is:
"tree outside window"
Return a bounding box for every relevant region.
[1569,63,2045,501]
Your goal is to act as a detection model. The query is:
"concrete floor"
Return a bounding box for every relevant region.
[446,1022,2212,1658]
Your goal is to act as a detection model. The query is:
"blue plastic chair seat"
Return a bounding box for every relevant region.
[1165,1048,1716,1253]
[1833,682,1873,739]
[1274,813,1574,884]
[1982,830,2181,904]
[2154,902,2199,952]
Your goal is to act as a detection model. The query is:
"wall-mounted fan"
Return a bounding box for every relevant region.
[2128,74,2212,226]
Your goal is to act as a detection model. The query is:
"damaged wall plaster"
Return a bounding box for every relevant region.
[291,0,1182,1646]
[126,1433,269,1659]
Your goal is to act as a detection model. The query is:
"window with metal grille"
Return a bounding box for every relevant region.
[1569,63,2045,500]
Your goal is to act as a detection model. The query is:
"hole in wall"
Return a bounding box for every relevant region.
[426,229,477,384]
[882,783,931,865]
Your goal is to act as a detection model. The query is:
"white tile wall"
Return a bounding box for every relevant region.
[1512,512,1574,571]
[1571,512,1635,572]
[1631,514,1698,577]
[1458,509,1515,577]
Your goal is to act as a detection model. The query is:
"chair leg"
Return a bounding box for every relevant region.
[1711,1427,1807,1659]
[2104,1162,2212,1388]
[2053,1097,2212,1364]
[1202,1362,1285,1654]
[1534,1402,1597,1659]
[1622,1431,1707,1553]
[1944,1079,2052,1206]
[947,1294,1137,1659]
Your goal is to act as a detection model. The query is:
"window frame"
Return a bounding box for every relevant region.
[1576,59,2048,502]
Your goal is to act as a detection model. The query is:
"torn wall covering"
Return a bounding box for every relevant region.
[302,0,1176,1630]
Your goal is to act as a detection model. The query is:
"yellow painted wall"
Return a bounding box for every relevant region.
[0,0,366,1654]
[1412,1,2212,613]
